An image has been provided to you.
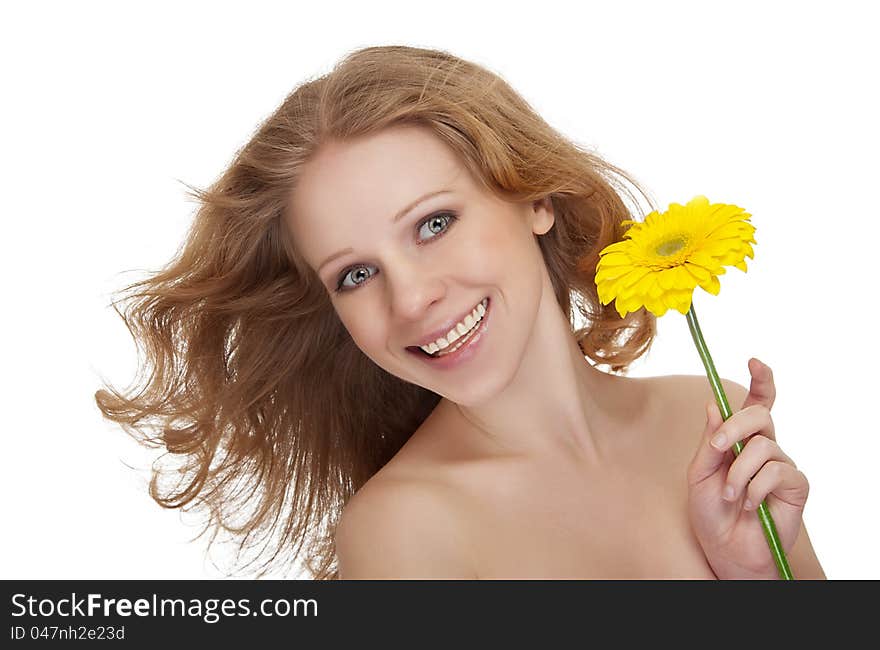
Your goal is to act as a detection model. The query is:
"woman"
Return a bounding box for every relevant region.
[95,45,825,579]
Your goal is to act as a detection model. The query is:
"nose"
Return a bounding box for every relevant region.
[385,255,446,323]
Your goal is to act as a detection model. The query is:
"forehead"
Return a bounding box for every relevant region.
[286,125,469,264]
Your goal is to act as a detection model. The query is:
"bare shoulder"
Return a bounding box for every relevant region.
[646,372,749,446]
[650,372,748,408]
[335,471,477,579]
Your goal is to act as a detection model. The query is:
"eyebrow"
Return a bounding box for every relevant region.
[316,189,453,275]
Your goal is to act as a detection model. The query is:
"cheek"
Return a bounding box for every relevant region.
[460,221,519,275]
[340,316,384,353]
[342,319,405,376]
[466,217,542,284]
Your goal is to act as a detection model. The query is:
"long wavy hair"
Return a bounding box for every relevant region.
[94,45,658,579]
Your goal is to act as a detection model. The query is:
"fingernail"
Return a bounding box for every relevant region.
[723,484,735,500]
[711,433,727,450]
[743,498,754,510]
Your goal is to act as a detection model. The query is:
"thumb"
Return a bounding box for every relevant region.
[687,399,728,486]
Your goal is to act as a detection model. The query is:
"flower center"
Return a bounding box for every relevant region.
[656,236,687,257]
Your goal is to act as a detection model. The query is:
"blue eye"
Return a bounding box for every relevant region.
[334,211,458,293]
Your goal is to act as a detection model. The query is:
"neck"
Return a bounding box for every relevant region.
[437,278,627,467]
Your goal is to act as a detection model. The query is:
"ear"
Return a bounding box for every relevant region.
[530,195,555,236]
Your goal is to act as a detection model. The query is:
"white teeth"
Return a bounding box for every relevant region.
[419,298,488,356]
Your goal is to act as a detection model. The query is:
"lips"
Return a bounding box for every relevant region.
[408,297,489,350]
[406,296,491,366]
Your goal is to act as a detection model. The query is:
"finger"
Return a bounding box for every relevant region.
[687,399,729,486]
[742,461,809,511]
[721,435,796,502]
[741,357,776,411]
[709,403,776,451]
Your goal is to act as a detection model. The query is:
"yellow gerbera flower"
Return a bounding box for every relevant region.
[595,195,757,317]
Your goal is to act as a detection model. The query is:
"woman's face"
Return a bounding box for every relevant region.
[286,123,554,404]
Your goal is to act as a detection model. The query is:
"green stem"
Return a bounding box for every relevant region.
[685,301,794,580]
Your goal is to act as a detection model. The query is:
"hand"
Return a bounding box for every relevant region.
[686,358,810,579]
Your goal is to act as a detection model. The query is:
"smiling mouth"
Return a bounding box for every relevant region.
[406,297,490,358]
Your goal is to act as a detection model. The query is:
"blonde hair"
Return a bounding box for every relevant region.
[95,45,657,579]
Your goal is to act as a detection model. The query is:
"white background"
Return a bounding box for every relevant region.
[2,0,877,579]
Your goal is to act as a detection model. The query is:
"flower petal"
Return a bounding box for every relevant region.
[671,290,694,314]
[700,275,721,295]
[600,240,633,255]
[595,264,634,283]
[683,262,711,284]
